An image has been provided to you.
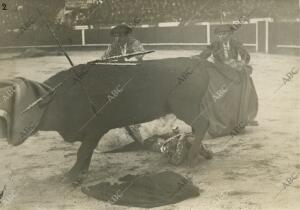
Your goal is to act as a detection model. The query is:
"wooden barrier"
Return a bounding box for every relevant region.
[1,19,299,56]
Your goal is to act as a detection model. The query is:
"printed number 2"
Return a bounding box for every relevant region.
[2,3,7,10]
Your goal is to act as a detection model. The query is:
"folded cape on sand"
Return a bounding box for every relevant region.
[81,171,200,208]
[0,78,51,144]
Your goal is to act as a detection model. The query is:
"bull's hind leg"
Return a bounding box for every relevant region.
[191,114,213,160]
[172,105,212,166]
[168,90,212,166]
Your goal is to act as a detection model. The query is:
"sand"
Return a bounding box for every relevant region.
[0,50,299,210]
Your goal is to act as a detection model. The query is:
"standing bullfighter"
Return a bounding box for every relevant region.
[195,24,258,137]
[102,23,145,62]
[199,24,251,73]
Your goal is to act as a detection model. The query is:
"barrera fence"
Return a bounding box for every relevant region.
[0,18,299,55]
[74,21,258,50]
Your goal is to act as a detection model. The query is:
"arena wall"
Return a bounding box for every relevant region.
[0,20,299,56]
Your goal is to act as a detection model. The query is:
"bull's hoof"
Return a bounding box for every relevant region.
[62,171,88,185]
[199,145,213,160]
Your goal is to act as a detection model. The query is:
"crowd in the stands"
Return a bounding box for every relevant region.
[0,0,299,31]
[71,0,299,25]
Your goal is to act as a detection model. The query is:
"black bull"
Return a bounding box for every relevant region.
[35,57,212,180]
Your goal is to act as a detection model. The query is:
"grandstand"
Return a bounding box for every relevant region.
[1,0,299,28]
[63,0,299,25]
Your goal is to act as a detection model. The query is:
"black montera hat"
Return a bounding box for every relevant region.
[214,24,236,34]
[111,24,133,36]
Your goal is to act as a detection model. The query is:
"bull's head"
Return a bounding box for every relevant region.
[0,78,50,146]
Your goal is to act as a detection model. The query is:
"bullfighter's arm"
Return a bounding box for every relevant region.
[235,40,250,64]
[101,44,113,60]
[132,40,145,61]
[195,41,217,60]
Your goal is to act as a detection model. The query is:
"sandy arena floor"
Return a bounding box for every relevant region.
[0,50,299,210]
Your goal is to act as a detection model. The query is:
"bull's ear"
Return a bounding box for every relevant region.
[0,110,10,139]
[0,117,7,138]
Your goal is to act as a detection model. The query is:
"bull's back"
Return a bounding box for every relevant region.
[42,57,209,141]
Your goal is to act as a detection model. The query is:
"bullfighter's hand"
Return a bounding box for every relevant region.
[225,59,236,66]
[191,55,202,60]
[245,65,253,75]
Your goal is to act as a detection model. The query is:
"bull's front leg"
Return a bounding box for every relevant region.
[64,137,100,183]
